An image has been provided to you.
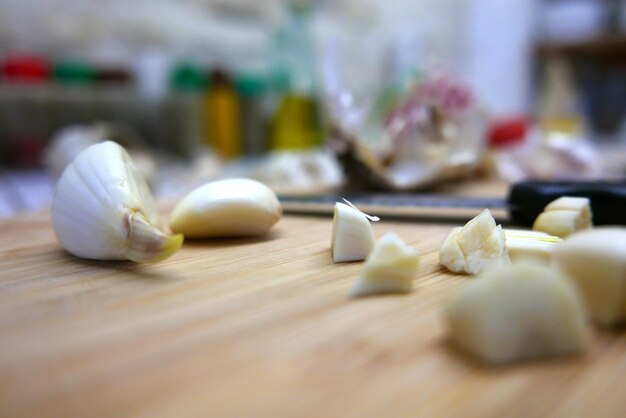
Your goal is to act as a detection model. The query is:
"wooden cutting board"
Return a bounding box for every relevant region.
[1,210,626,418]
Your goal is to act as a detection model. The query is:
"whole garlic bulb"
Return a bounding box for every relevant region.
[51,141,183,262]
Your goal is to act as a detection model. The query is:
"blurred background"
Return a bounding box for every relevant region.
[1,0,625,217]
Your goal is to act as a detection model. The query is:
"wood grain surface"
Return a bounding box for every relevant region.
[1,209,626,418]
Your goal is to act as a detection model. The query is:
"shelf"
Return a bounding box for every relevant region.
[537,34,626,60]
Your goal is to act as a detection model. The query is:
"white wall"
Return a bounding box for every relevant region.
[314,0,538,117]
[463,0,538,117]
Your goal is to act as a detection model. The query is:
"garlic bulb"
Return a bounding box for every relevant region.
[51,141,183,262]
[169,178,282,238]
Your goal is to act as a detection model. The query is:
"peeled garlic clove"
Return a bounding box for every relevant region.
[553,228,626,326]
[331,202,376,262]
[533,196,592,238]
[439,209,509,275]
[446,263,589,364]
[51,141,183,262]
[169,178,282,238]
[350,232,419,297]
[505,229,561,265]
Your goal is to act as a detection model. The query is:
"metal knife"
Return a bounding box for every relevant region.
[279,180,626,226]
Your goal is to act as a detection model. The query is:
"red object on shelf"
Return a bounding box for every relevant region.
[488,117,528,147]
[2,53,51,83]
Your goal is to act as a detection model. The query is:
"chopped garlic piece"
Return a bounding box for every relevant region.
[439,209,509,275]
[533,196,592,238]
[505,229,561,265]
[446,263,589,364]
[350,232,419,297]
[331,202,376,263]
[546,196,591,213]
[553,228,626,326]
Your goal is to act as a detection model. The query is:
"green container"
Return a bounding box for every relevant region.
[235,73,268,155]
[235,73,266,98]
[54,60,95,85]
[170,63,207,92]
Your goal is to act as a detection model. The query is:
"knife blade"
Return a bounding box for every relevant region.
[279,180,626,226]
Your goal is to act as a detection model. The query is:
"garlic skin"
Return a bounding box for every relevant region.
[331,202,376,262]
[350,232,419,297]
[446,263,589,364]
[169,178,282,238]
[51,141,183,262]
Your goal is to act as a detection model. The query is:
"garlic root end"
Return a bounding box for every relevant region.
[124,211,184,263]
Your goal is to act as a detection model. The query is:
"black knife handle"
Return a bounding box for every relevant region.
[508,180,626,227]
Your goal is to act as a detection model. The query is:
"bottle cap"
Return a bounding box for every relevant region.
[54,60,96,85]
[170,63,207,91]
[488,117,528,147]
[2,53,50,83]
[235,73,266,97]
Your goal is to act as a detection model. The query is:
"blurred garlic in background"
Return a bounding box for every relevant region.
[327,74,487,191]
[45,123,158,186]
[489,128,601,183]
